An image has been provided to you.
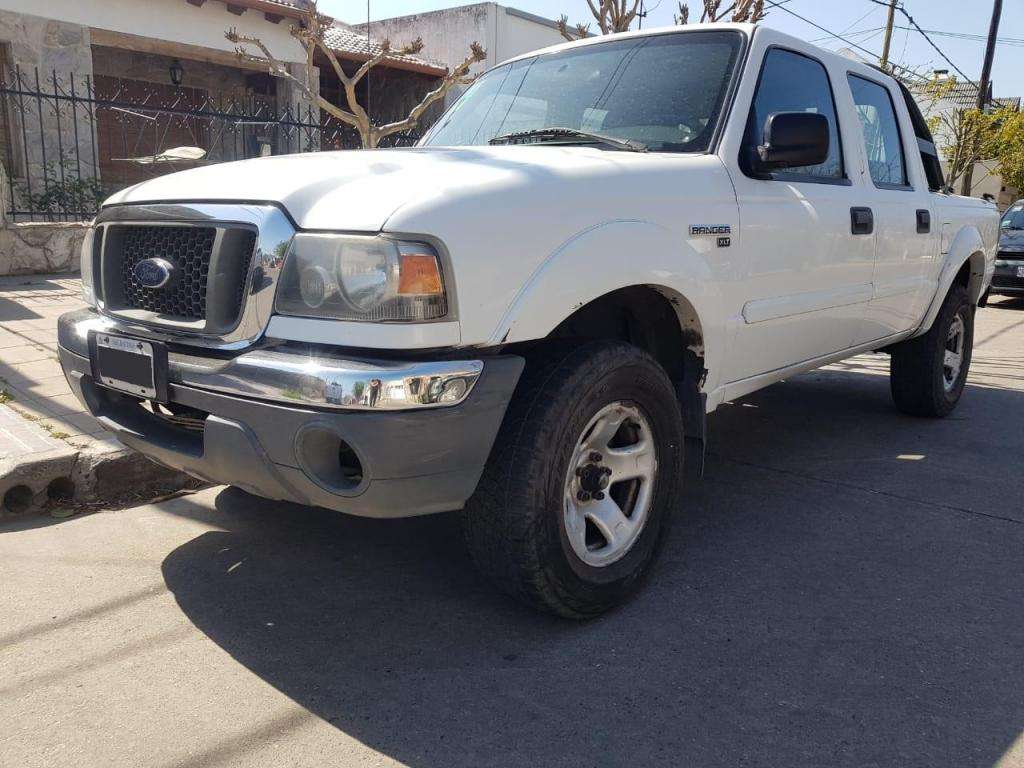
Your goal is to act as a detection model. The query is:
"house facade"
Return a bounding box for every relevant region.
[356,3,569,108]
[0,0,445,224]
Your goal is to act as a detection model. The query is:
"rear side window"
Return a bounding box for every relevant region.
[746,48,844,180]
[848,75,909,189]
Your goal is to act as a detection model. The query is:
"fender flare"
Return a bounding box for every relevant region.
[486,219,726,389]
[914,224,988,337]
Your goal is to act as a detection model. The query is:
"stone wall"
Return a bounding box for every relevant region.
[0,221,87,275]
[0,9,96,214]
[0,9,92,74]
[0,160,86,274]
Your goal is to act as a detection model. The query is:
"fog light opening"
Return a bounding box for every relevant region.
[338,441,364,485]
[295,426,368,495]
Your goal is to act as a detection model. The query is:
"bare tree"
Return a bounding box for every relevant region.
[226,2,485,149]
[557,0,765,39]
[675,0,767,24]
[557,0,642,41]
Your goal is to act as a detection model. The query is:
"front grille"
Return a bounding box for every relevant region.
[120,226,216,320]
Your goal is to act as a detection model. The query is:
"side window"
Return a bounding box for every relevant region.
[897,80,945,192]
[848,75,909,188]
[747,48,843,180]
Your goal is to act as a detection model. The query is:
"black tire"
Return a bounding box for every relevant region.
[890,284,973,417]
[462,340,684,619]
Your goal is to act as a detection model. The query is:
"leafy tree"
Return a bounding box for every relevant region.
[934,105,1024,194]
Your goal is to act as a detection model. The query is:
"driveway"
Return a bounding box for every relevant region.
[3,299,1024,768]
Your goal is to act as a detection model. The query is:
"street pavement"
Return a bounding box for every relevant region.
[0,275,192,512]
[2,298,1024,768]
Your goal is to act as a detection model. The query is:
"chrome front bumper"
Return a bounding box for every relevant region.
[56,309,524,518]
[58,309,483,411]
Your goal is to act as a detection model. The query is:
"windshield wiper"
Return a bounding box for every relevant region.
[489,127,647,152]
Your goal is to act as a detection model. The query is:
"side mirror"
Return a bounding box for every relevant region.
[756,112,830,171]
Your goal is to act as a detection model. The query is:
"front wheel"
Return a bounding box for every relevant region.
[890,284,974,417]
[462,341,684,619]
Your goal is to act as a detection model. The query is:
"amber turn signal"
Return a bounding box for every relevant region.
[398,252,443,295]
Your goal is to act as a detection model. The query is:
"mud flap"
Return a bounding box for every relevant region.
[675,358,708,479]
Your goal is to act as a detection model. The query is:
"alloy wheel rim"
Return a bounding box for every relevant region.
[943,314,966,392]
[563,402,657,568]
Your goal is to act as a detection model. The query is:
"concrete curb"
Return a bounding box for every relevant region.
[0,438,197,516]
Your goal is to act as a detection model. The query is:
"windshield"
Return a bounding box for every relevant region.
[1001,204,1024,230]
[422,30,744,153]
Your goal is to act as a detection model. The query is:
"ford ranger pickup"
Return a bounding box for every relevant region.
[58,24,998,617]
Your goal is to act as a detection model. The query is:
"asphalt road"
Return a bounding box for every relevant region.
[3,298,1024,768]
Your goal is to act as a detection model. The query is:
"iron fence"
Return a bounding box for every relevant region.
[0,67,421,222]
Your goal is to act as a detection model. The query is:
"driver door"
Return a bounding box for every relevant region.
[721,44,876,384]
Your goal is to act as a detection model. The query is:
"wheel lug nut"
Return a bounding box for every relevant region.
[589,452,603,463]
[575,467,585,477]
[577,491,591,502]
[593,491,605,500]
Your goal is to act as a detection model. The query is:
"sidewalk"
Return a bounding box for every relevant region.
[0,274,193,515]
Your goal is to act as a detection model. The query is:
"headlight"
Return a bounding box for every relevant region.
[275,234,448,322]
[80,226,97,307]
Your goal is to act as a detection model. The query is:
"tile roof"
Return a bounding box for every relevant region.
[261,0,313,9]
[323,23,445,75]
[939,79,1020,111]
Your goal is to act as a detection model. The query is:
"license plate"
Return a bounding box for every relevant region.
[91,333,165,401]
[1017,266,1024,278]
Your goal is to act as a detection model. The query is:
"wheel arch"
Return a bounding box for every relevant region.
[487,219,723,388]
[914,224,989,337]
[533,284,706,384]
[503,284,711,477]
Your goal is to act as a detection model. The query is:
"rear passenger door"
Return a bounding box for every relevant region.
[721,46,876,383]
[846,73,939,342]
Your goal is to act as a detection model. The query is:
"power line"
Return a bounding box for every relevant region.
[810,26,885,45]
[762,0,927,82]
[865,0,978,86]
[893,26,1024,48]
[762,0,888,60]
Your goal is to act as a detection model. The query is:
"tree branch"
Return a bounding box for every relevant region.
[229,0,485,148]
[375,42,486,141]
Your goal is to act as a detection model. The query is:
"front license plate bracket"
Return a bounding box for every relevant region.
[89,332,169,403]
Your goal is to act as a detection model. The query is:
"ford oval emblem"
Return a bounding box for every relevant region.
[133,258,175,289]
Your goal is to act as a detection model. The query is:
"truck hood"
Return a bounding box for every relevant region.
[104,146,663,232]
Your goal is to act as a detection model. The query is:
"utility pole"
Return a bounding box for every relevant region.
[879,0,898,71]
[961,0,1003,196]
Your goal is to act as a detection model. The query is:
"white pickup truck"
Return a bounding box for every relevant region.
[59,24,997,617]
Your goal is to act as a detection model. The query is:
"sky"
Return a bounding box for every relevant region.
[321,0,1024,98]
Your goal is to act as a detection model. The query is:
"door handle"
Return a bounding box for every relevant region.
[916,209,931,233]
[851,207,874,235]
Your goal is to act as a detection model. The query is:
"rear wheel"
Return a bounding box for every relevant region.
[462,341,684,619]
[890,284,973,417]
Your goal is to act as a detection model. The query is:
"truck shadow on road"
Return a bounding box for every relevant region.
[160,366,1024,768]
